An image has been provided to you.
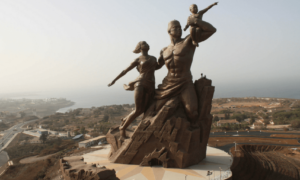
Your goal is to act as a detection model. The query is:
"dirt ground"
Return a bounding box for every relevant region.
[6,133,34,148]
[19,153,58,164]
[1,155,62,180]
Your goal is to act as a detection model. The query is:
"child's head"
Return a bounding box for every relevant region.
[189,4,198,14]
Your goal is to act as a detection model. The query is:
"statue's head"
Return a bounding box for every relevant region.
[133,41,149,54]
[168,20,182,38]
[189,4,198,14]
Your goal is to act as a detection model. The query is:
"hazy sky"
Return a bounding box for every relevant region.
[0,0,299,98]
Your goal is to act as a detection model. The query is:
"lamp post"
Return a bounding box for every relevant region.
[219,167,222,179]
[234,142,237,151]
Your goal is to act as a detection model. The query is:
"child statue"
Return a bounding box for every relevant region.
[184,2,218,47]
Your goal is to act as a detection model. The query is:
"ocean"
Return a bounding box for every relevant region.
[1,81,299,113]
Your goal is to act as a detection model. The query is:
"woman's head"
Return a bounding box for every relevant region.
[133,41,149,54]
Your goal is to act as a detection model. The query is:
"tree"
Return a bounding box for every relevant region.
[80,126,86,134]
[249,116,255,125]
[264,119,270,125]
[103,115,109,122]
[291,120,300,128]
[213,116,219,122]
[20,112,26,118]
[40,133,48,144]
[224,113,230,120]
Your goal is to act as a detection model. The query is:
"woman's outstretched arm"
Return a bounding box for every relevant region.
[108,58,139,86]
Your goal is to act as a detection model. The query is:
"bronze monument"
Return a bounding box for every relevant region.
[106,3,217,168]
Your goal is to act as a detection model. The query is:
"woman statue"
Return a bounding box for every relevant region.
[108,41,159,139]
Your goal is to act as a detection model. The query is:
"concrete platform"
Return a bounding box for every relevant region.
[83,145,232,180]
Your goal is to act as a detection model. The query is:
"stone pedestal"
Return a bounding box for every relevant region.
[106,77,214,168]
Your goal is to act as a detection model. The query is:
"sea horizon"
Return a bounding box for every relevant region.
[0,82,299,113]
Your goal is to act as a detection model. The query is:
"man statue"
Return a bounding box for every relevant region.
[155,20,216,127]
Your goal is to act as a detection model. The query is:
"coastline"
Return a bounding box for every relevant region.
[56,102,76,113]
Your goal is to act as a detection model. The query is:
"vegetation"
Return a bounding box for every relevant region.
[5,133,75,160]
[39,134,48,144]
[273,108,300,125]
[230,111,257,122]
[0,122,9,131]
[212,123,250,131]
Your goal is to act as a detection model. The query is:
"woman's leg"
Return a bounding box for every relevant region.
[120,85,146,138]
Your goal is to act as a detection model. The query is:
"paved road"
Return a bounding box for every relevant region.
[0,119,38,151]
[0,119,38,167]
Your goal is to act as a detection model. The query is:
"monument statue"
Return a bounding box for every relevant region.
[106,4,217,168]
[108,41,159,139]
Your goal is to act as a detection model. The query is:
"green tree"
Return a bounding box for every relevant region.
[103,115,109,122]
[39,133,48,144]
[20,112,26,118]
[264,119,270,125]
[224,113,230,120]
[213,116,219,122]
[249,116,255,125]
[291,120,300,128]
[80,126,86,134]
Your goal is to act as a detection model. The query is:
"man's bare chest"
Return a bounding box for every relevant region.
[163,43,190,60]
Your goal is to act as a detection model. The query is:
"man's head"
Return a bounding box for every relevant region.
[189,4,198,14]
[168,20,182,38]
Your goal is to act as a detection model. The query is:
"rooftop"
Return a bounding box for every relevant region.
[72,134,83,140]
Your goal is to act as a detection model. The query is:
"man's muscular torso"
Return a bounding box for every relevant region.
[161,36,195,78]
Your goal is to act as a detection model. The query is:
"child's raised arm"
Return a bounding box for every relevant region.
[198,2,218,14]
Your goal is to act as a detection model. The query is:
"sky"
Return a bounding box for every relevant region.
[0,0,299,100]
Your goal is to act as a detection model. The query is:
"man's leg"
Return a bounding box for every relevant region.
[180,82,198,124]
[180,82,203,142]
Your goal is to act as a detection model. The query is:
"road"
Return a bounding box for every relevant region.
[0,119,38,151]
[0,119,38,168]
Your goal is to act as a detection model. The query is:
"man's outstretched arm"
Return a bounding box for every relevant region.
[196,22,217,43]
